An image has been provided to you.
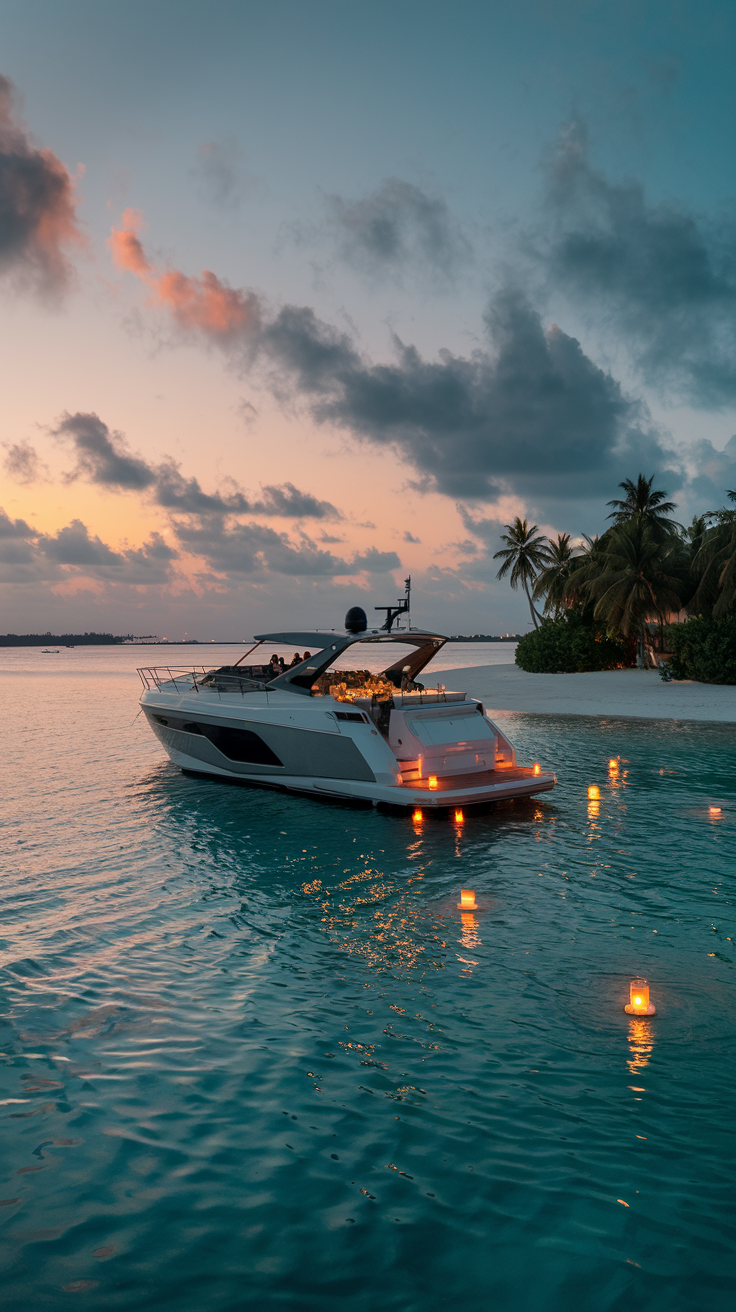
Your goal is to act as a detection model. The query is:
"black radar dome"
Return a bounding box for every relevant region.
[345,606,368,633]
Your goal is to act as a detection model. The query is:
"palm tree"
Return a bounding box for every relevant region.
[494,518,549,628]
[584,519,686,650]
[533,533,577,617]
[607,474,679,535]
[689,492,736,618]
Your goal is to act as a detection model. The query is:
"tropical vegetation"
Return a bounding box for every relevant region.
[497,476,736,682]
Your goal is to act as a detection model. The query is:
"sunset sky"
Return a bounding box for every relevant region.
[2,0,736,638]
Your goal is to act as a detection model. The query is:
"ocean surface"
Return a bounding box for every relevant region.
[2,645,735,1311]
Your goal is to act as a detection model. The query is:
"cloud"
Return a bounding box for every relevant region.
[683,433,736,511]
[0,509,178,586]
[172,516,399,579]
[2,438,49,483]
[540,119,736,405]
[108,212,679,518]
[403,530,421,543]
[259,287,679,507]
[326,178,471,285]
[0,73,82,294]
[194,138,246,211]
[53,409,341,518]
[55,411,155,490]
[109,208,259,340]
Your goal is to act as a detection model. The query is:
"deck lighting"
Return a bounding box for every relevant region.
[457,889,477,910]
[428,776,438,790]
[625,978,656,1016]
[533,763,541,776]
[412,809,423,823]
[588,785,601,800]
[709,806,722,815]
[454,809,464,824]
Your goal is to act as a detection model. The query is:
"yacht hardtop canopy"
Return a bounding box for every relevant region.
[251,628,448,696]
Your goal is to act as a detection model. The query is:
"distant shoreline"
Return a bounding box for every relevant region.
[0,633,523,647]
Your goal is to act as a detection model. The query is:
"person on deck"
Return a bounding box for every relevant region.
[289,652,302,667]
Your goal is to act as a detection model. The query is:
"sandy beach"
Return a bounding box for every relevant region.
[441,662,736,723]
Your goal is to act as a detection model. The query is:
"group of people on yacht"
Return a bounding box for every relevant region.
[267,650,312,676]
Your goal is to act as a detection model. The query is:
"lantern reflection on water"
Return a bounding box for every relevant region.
[412,809,423,824]
[457,889,477,910]
[624,977,656,1015]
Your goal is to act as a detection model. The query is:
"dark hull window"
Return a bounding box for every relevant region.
[202,724,283,766]
[152,713,282,766]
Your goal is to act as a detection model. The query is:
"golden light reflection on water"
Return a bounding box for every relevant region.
[627,1017,655,1076]
[302,865,448,972]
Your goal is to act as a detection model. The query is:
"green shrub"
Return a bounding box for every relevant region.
[665,616,736,684]
[515,613,630,673]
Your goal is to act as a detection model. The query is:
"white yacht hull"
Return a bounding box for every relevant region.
[140,683,555,811]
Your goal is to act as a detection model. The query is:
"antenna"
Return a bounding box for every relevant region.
[374,576,411,633]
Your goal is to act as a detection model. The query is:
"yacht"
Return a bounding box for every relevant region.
[137,604,555,811]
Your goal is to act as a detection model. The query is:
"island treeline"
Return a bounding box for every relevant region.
[0,632,127,646]
[495,475,736,683]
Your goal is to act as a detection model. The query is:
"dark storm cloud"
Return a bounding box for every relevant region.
[0,74,81,294]
[172,517,399,578]
[327,178,471,285]
[540,120,736,405]
[260,287,679,504]
[53,410,341,519]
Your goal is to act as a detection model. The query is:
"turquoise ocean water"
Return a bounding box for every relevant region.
[1,645,735,1310]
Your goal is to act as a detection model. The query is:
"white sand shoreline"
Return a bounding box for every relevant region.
[440,662,736,723]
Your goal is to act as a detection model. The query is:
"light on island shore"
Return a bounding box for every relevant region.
[588,785,601,800]
[625,978,656,1016]
[458,889,477,910]
[428,776,438,790]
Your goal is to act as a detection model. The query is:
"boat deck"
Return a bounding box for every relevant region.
[408,764,548,793]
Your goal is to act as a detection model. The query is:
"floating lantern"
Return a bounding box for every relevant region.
[709,806,722,815]
[428,776,438,790]
[454,809,464,824]
[412,808,423,823]
[457,889,477,910]
[588,785,601,800]
[624,977,656,1016]
[533,763,541,776]
[609,759,619,774]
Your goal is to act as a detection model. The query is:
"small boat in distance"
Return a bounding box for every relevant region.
[138,603,555,811]
[41,649,60,653]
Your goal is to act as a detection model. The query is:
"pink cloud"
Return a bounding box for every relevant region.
[109,208,258,339]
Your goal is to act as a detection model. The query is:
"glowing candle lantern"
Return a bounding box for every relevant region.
[588,785,600,800]
[624,977,656,1016]
[533,763,541,776]
[428,776,438,790]
[709,806,721,815]
[412,809,423,823]
[609,759,619,774]
[454,809,464,824]
[457,889,477,910]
